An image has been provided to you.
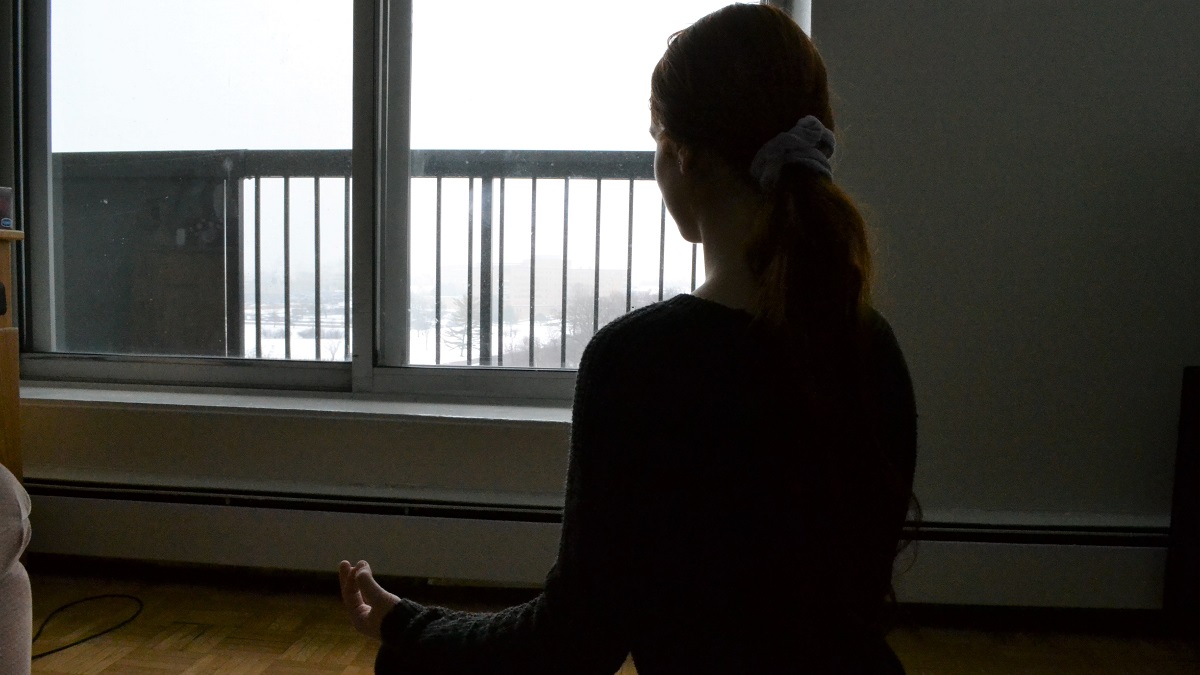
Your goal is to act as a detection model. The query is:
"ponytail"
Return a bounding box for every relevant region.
[747,168,872,354]
[751,167,918,631]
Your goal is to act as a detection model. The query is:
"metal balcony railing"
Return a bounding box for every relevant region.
[409,150,698,368]
[238,151,353,362]
[54,149,697,366]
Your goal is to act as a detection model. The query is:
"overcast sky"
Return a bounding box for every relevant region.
[51,0,732,152]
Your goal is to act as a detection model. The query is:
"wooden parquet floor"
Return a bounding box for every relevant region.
[31,571,380,674]
[26,565,1200,674]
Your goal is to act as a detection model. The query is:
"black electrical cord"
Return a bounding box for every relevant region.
[31,594,144,661]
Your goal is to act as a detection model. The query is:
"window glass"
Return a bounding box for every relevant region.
[404,0,726,368]
[48,0,352,360]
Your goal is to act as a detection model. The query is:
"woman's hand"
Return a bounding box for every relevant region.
[339,559,401,640]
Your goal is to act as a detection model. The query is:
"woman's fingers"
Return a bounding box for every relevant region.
[337,559,398,640]
[338,560,362,609]
[354,562,392,604]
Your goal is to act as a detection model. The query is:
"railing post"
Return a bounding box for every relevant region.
[253,176,263,358]
[314,177,322,360]
[283,176,292,359]
[479,176,494,365]
[497,178,506,366]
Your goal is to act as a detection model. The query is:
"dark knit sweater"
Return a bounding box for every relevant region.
[377,293,917,674]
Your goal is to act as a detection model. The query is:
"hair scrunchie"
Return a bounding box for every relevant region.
[749,115,836,189]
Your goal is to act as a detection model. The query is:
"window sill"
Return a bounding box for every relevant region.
[18,353,580,406]
[18,381,573,425]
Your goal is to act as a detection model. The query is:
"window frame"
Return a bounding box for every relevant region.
[14,0,578,404]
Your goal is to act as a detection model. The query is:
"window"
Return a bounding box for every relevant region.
[15,1,805,399]
[36,0,353,364]
[396,0,725,370]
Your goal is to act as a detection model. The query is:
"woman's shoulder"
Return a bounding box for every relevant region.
[861,306,916,417]
[861,306,909,367]
[863,305,895,336]
[582,294,747,364]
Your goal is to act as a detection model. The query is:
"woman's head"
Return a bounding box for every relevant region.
[651,3,870,332]
[650,3,832,185]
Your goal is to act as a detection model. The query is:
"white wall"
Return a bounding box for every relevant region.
[21,391,571,506]
[816,0,1200,524]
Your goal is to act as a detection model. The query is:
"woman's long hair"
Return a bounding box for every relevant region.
[650,3,915,629]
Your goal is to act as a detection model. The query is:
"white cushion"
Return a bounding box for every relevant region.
[0,464,31,674]
[1,465,30,570]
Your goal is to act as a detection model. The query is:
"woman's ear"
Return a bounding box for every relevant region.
[674,142,695,175]
[656,130,693,175]
[675,143,723,181]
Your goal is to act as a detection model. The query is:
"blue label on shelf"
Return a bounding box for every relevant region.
[0,218,11,230]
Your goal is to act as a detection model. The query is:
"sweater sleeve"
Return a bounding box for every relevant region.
[374,328,646,675]
[867,311,918,491]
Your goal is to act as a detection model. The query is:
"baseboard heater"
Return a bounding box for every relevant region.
[25,479,564,522]
[24,478,1169,609]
